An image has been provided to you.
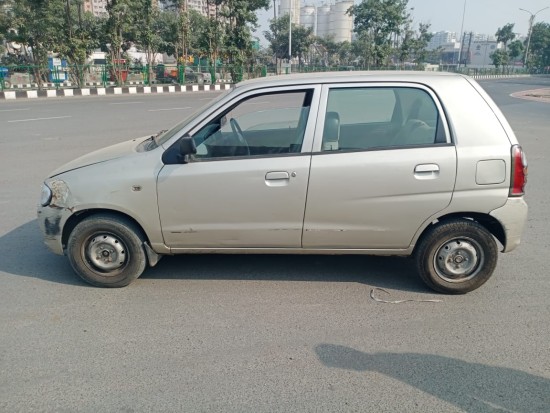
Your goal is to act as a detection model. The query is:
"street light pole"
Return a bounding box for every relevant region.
[457,0,467,69]
[519,7,549,67]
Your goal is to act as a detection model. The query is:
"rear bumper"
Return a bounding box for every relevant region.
[490,197,528,253]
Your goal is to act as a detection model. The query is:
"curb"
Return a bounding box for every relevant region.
[471,74,531,80]
[510,88,550,103]
[0,83,233,100]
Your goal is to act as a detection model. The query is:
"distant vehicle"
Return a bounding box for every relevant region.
[37,72,528,293]
[155,66,210,84]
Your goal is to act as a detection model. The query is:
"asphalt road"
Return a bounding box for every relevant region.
[1,78,549,412]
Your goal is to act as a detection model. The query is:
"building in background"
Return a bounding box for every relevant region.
[298,1,353,43]
[427,31,457,51]
[83,0,107,17]
[279,0,301,24]
[463,32,496,43]
[327,1,353,43]
[300,4,316,33]
[468,40,501,67]
[158,0,216,17]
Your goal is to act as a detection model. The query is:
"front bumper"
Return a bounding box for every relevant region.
[489,197,528,253]
[37,204,72,255]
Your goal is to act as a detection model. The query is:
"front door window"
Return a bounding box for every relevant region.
[192,91,312,159]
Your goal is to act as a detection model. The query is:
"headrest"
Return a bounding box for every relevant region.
[323,112,340,151]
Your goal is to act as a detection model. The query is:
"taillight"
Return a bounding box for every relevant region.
[510,145,527,196]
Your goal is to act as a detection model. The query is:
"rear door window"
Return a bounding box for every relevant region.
[321,87,445,152]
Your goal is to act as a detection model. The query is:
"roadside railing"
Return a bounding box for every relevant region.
[0,63,236,91]
[1,63,547,91]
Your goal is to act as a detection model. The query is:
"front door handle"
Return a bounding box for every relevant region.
[265,171,290,180]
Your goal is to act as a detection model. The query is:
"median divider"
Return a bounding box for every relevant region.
[0,83,233,100]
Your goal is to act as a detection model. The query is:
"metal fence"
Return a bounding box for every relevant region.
[0,63,238,91]
[0,62,547,91]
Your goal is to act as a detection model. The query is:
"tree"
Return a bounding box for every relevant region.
[397,23,414,66]
[199,1,224,82]
[315,35,342,66]
[1,0,64,88]
[349,0,409,67]
[56,0,103,87]
[338,41,353,66]
[351,32,376,68]
[154,9,180,59]
[0,1,9,54]
[508,39,524,64]
[132,0,164,82]
[264,15,288,60]
[410,22,433,66]
[264,16,314,67]
[100,0,141,84]
[219,0,269,82]
[495,23,515,52]
[526,22,550,69]
[490,49,509,71]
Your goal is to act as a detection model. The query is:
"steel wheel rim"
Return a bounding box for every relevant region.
[84,233,128,275]
[433,237,484,283]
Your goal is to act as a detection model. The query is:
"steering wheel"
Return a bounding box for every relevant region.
[229,118,250,155]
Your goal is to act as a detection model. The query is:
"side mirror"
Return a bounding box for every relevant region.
[178,135,196,163]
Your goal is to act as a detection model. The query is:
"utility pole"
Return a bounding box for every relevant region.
[457,0,466,69]
[465,31,473,67]
[519,7,549,67]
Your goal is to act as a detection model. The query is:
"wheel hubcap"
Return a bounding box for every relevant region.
[434,238,483,283]
[86,234,127,273]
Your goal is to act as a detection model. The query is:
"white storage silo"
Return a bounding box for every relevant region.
[300,4,316,34]
[316,4,331,39]
[279,0,300,24]
[329,0,353,43]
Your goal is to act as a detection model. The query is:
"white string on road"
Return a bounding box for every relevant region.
[7,115,72,123]
[370,287,443,304]
[0,108,30,112]
[148,107,192,112]
[108,101,143,105]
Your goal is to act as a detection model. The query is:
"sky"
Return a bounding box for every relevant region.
[254,0,550,45]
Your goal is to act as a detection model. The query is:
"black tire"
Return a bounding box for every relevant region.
[415,219,498,294]
[67,214,147,287]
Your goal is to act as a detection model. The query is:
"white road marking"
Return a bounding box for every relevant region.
[0,108,30,113]
[148,107,192,112]
[8,115,72,123]
[108,101,143,105]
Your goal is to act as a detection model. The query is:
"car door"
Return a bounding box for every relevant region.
[302,83,457,249]
[157,86,320,249]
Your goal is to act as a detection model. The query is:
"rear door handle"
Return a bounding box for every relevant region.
[415,164,440,173]
[414,164,440,179]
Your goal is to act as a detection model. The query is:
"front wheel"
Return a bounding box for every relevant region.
[67,214,147,287]
[415,219,498,294]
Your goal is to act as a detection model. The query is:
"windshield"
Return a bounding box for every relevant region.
[155,90,231,146]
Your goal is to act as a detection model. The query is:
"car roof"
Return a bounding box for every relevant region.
[235,71,465,90]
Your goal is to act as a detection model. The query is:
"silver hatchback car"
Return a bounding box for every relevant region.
[37,72,528,293]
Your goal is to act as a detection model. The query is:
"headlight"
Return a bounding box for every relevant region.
[40,183,52,207]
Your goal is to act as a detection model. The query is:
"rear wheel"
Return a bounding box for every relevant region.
[67,214,147,287]
[415,219,498,294]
